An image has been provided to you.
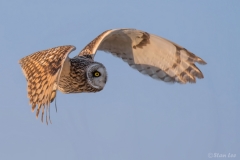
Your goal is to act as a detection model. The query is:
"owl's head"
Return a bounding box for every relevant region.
[86,62,107,90]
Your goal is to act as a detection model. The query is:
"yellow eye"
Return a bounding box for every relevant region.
[93,71,101,77]
[95,72,99,76]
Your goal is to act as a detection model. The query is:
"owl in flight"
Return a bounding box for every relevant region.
[19,28,206,123]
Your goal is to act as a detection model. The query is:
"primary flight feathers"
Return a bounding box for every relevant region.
[19,28,206,123]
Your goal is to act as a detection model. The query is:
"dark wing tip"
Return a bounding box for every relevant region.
[197,57,207,65]
[68,45,76,51]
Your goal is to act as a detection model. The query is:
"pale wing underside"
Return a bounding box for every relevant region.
[19,45,76,123]
[79,29,206,83]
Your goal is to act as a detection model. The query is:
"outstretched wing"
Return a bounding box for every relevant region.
[19,45,76,123]
[79,29,206,83]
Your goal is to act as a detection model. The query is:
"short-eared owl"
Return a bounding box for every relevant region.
[19,28,206,123]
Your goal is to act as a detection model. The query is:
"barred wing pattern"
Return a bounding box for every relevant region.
[79,29,206,83]
[19,45,76,123]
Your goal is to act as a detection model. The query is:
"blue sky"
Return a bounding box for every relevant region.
[0,1,239,160]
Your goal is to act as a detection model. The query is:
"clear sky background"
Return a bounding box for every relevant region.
[0,1,239,160]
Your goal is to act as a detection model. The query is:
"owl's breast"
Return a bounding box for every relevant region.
[57,75,87,93]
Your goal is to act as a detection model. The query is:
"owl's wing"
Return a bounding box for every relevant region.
[79,29,206,83]
[19,45,76,123]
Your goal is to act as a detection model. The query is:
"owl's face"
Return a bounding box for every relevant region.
[86,62,107,90]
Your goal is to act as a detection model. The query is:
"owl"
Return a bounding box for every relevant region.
[19,28,206,123]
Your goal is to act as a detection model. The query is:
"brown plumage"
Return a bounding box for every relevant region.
[19,28,206,124]
[19,46,76,123]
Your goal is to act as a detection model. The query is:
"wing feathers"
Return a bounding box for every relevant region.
[79,29,206,83]
[19,45,75,123]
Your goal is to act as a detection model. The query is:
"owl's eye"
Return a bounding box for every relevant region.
[93,71,101,77]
